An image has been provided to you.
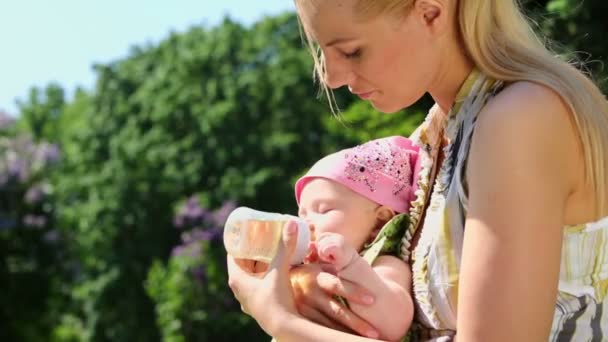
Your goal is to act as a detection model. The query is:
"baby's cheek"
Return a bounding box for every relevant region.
[310,216,342,238]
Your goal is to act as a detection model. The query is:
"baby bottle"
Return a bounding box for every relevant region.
[223,207,310,265]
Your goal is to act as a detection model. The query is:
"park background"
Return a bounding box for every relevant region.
[1,1,606,341]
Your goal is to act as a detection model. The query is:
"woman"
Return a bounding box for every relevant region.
[228,0,608,340]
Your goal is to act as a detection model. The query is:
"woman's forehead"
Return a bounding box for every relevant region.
[296,0,363,45]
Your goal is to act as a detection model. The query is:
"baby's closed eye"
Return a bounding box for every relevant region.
[317,205,334,214]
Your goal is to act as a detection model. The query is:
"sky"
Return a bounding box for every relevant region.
[0,1,296,116]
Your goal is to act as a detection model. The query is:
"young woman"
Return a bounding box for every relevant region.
[228,1,608,340]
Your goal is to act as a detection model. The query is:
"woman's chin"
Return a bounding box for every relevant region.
[370,94,423,114]
[369,100,404,114]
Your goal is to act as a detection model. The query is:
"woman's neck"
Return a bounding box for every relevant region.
[428,48,475,114]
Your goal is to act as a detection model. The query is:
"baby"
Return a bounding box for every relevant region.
[294,136,420,342]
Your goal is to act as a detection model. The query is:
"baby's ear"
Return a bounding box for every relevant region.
[375,205,396,223]
[367,206,395,244]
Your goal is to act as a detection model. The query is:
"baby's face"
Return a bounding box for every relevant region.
[298,178,380,250]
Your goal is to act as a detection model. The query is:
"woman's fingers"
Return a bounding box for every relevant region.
[227,256,264,310]
[319,295,379,338]
[292,280,360,334]
[226,230,301,336]
[229,258,268,276]
[289,264,378,337]
[316,272,375,305]
[314,272,380,337]
[296,303,346,332]
[227,256,248,304]
[233,258,255,272]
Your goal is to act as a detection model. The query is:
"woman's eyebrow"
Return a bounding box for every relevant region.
[324,37,357,47]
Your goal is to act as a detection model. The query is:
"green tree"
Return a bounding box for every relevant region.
[51,13,337,341]
[525,0,608,90]
[16,84,66,142]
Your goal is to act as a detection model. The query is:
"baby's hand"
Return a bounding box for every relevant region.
[303,241,319,264]
[315,233,357,271]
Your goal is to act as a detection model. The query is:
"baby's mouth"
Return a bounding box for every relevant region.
[308,224,316,242]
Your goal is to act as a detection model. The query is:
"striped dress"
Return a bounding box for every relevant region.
[400,69,608,341]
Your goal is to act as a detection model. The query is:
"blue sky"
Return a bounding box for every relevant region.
[0,1,296,116]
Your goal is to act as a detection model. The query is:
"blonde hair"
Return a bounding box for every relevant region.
[295,0,608,217]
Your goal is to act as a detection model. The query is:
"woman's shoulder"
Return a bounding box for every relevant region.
[482,80,571,129]
[475,80,577,155]
[468,80,580,203]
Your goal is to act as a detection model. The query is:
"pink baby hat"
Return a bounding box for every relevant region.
[295,136,421,213]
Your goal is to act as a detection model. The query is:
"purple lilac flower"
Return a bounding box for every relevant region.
[204,228,222,242]
[35,143,61,165]
[171,245,186,257]
[173,215,185,229]
[187,242,201,257]
[24,183,48,204]
[181,229,199,244]
[8,158,29,183]
[183,197,206,220]
[43,230,60,243]
[1,135,60,186]
[211,200,237,227]
[23,214,46,228]
[182,228,222,245]
[0,111,15,129]
[191,265,207,284]
[171,242,202,258]
[173,196,212,229]
[12,135,35,155]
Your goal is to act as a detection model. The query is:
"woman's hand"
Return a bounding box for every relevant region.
[290,249,380,338]
[227,221,301,336]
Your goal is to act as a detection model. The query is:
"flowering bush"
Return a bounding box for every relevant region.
[0,116,64,340]
[146,196,266,341]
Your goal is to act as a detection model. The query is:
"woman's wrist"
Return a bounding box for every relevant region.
[264,310,301,339]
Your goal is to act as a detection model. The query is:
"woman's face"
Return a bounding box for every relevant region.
[297,0,443,113]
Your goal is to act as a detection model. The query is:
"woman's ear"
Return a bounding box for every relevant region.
[413,0,449,32]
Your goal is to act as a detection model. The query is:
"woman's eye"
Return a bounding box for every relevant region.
[342,49,361,59]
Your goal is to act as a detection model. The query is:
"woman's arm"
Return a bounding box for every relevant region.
[227,221,384,341]
[457,81,579,341]
[273,314,387,342]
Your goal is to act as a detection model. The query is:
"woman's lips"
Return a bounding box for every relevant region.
[355,91,374,100]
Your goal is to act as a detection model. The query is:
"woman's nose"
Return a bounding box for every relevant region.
[323,56,355,89]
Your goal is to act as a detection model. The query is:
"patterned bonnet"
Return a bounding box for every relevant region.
[295,136,421,213]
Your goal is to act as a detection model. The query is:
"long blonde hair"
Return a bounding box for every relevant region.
[295,0,608,217]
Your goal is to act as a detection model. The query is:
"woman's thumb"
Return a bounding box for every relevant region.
[280,220,299,268]
[267,220,301,271]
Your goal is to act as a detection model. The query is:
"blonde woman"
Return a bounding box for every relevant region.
[227,0,608,340]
